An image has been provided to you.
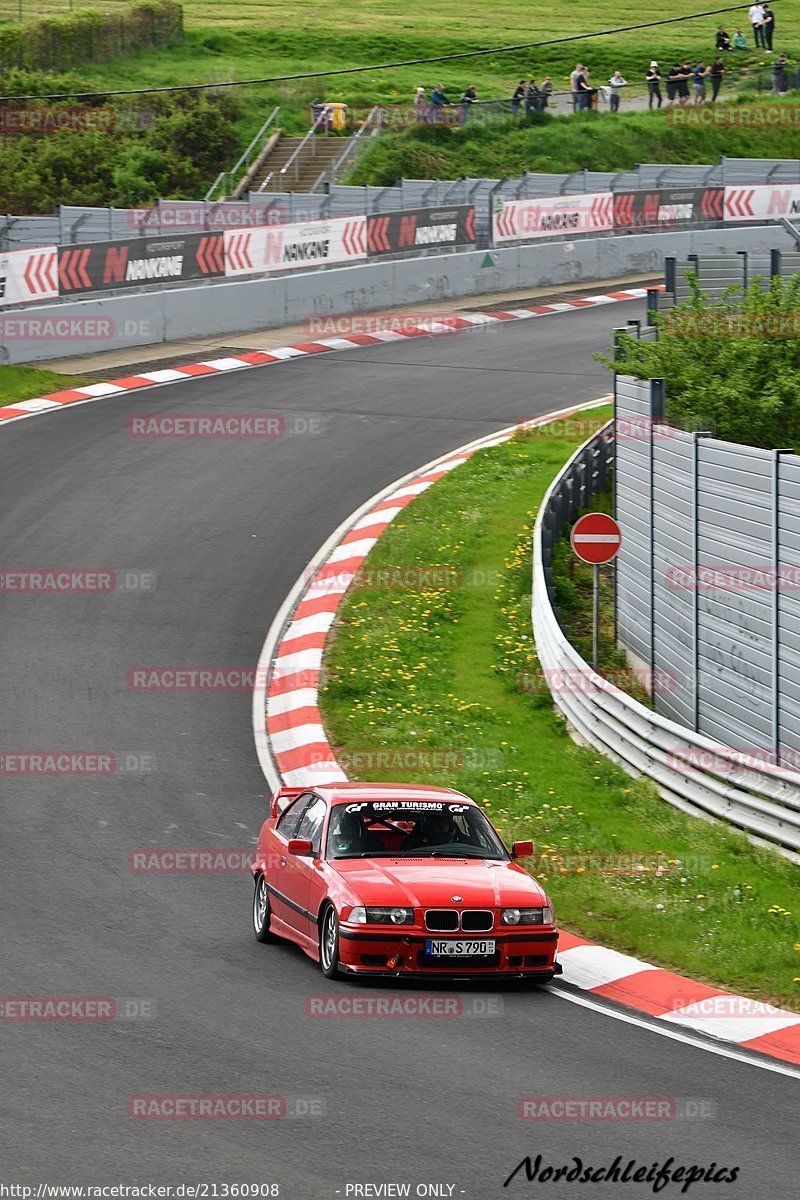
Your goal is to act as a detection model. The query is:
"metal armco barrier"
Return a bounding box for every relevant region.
[366,206,474,256]
[3,177,800,308]
[533,427,800,857]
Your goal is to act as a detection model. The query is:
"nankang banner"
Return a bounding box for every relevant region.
[492,193,613,244]
[0,246,59,306]
[57,233,225,294]
[367,207,475,256]
[224,217,367,277]
[613,188,724,230]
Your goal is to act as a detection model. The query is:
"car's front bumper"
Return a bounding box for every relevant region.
[338,927,560,977]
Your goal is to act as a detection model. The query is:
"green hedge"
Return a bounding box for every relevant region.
[0,2,183,74]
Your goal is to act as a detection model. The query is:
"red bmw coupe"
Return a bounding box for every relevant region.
[251,782,561,981]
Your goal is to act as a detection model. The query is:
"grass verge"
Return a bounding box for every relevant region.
[319,405,800,1001]
[0,365,93,408]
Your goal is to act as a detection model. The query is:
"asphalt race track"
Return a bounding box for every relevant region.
[1,303,797,1197]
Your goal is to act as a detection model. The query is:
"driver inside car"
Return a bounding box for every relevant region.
[331,810,384,855]
[401,810,463,850]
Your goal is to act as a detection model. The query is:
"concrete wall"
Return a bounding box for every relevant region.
[4,223,796,365]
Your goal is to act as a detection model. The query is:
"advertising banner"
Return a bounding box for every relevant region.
[56,232,225,295]
[0,246,59,306]
[224,217,367,278]
[367,206,475,256]
[723,184,800,222]
[614,187,724,230]
[492,193,613,244]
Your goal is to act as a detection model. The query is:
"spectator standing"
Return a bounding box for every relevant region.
[570,64,583,111]
[577,66,594,110]
[716,26,732,52]
[693,61,709,105]
[608,70,627,112]
[511,79,526,118]
[540,77,554,109]
[414,87,427,123]
[678,61,692,105]
[459,86,478,124]
[762,6,775,52]
[429,83,450,123]
[665,62,681,105]
[524,79,540,117]
[646,61,662,108]
[749,3,765,50]
[732,29,748,50]
[709,57,725,101]
[772,52,789,93]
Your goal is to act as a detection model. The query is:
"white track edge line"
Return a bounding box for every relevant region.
[546,985,800,1081]
[251,397,610,793]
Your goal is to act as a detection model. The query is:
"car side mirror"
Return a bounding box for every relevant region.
[288,838,314,857]
[511,840,534,859]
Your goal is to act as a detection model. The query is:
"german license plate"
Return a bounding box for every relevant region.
[425,939,496,957]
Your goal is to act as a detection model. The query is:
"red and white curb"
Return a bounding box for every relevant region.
[253,401,800,1073]
[0,288,648,427]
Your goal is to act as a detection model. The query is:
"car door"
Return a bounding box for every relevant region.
[281,795,328,951]
[269,792,314,928]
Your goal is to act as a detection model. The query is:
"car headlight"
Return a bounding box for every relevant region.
[347,906,414,925]
[502,906,554,925]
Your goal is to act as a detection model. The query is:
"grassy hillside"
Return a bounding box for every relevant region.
[346,102,800,185]
[5,1,797,136]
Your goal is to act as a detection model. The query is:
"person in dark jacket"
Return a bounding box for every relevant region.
[709,57,726,101]
[646,61,662,108]
[762,6,775,52]
[716,26,732,52]
[524,79,541,117]
[772,53,789,93]
[459,86,478,123]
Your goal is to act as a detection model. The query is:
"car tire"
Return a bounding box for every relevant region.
[253,874,279,943]
[319,904,342,979]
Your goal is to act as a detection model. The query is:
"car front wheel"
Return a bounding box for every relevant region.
[253,874,279,943]
[319,905,341,979]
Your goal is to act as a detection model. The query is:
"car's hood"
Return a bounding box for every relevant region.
[331,857,546,908]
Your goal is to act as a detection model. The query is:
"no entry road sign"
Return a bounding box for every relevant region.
[570,513,622,565]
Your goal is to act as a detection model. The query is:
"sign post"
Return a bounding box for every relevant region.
[570,513,622,670]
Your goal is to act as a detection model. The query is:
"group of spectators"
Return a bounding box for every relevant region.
[645,59,728,107]
[511,77,555,115]
[414,84,482,124]
[414,5,792,127]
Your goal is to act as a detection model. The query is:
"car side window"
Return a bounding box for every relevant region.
[295,797,327,855]
[276,793,313,839]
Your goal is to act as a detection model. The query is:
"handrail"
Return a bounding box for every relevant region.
[532,424,800,860]
[307,105,383,194]
[258,108,329,194]
[204,106,280,201]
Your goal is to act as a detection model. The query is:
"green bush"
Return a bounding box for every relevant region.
[0,1,183,74]
[600,274,800,450]
[0,87,241,211]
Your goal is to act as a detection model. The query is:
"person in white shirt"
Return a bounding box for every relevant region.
[748,3,765,49]
[608,70,627,112]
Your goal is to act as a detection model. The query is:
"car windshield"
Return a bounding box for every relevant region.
[326,800,509,860]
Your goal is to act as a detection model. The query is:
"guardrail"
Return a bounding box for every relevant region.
[532,425,800,858]
[308,106,383,194]
[205,107,281,202]
[257,108,330,194]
